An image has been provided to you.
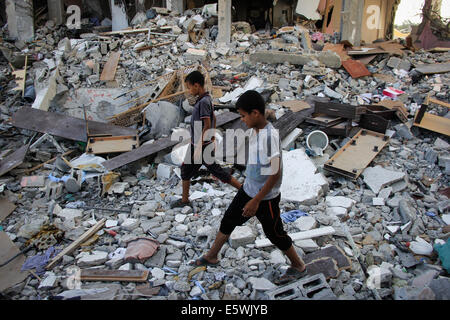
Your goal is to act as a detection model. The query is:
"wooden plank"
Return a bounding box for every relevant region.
[427,97,450,109]
[87,135,139,154]
[324,129,389,180]
[80,269,149,282]
[46,218,106,270]
[0,232,29,292]
[322,120,351,137]
[11,107,136,142]
[413,112,450,136]
[100,51,121,81]
[102,112,241,171]
[0,145,29,177]
[342,59,371,78]
[0,197,16,222]
[255,227,336,248]
[99,28,151,36]
[273,108,315,140]
[414,63,450,75]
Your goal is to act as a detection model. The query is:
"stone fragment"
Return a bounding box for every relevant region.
[229,226,255,249]
[362,166,406,194]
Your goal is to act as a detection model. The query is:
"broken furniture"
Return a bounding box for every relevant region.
[413,96,450,136]
[324,129,390,180]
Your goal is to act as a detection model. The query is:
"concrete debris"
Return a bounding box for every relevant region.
[0,0,449,302]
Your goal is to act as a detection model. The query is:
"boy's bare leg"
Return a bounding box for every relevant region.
[283,245,306,272]
[200,231,230,264]
[182,180,191,203]
[229,176,242,190]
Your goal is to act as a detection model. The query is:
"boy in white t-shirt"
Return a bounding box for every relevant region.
[192,90,307,284]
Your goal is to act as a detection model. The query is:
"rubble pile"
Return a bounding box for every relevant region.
[0,5,449,301]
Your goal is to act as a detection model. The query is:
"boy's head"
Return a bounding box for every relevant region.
[236,90,266,128]
[185,71,205,96]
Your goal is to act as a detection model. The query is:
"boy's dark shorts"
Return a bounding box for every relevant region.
[180,143,232,183]
[219,187,293,251]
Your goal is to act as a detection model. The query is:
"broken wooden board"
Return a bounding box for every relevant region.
[0,231,29,292]
[303,245,352,270]
[255,227,336,248]
[277,100,312,113]
[359,113,390,134]
[273,108,315,140]
[87,135,139,154]
[413,63,450,75]
[305,114,345,127]
[305,257,340,280]
[0,145,29,177]
[342,59,371,79]
[20,175,46,188]
[100,51,121,81]
[324,129,390,180]
[102,112,241,171]
[80,269,149,282]
[426,97,450,109]
[46,218,106,270]
[11,107,136,143]
[413,108,450,136]
[315,102,366,121]
[0,197,16,222]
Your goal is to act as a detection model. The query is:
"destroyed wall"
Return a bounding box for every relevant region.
[321,0,400,43]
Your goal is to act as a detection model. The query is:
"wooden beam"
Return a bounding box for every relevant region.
[46,218,106,270]
[80,269,149,282]
[100,51,121,81]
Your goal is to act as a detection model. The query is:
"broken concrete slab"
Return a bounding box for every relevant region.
[362,165,406,194]
[229,226,255,249]
[325,196,356,211]
[281,149,329,205]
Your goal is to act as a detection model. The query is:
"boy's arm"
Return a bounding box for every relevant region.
[242,156,281,217]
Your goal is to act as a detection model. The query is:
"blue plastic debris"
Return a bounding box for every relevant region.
[280,210,308,223]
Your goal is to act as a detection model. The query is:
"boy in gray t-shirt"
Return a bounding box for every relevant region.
[191,90,307,284]
[171,71,242,209]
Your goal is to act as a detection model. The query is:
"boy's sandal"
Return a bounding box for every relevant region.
[191,256,219,267]
[274,267,308,285]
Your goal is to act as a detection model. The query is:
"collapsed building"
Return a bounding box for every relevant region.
[0,0,449,301]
